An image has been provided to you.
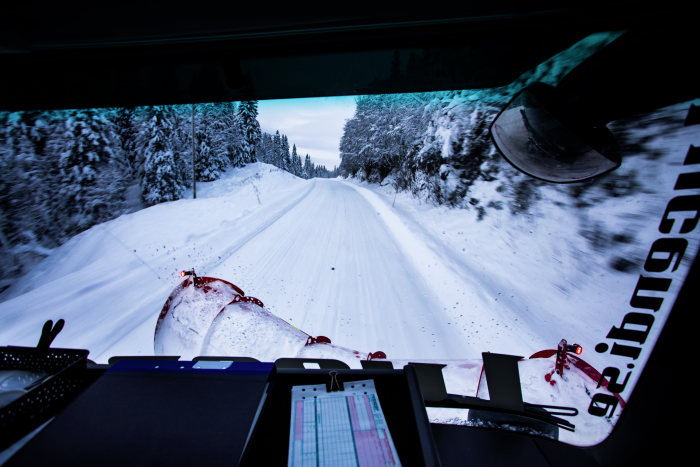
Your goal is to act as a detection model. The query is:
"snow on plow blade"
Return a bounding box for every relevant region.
[200,299,366,362]
[154,276,246,358]
[154,273,384,363]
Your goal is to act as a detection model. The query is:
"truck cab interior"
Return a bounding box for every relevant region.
[1,3,697,465]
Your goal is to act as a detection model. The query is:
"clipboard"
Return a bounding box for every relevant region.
[288,378,401,466]
[239,365,440,467]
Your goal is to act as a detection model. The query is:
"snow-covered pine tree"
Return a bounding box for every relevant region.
[208,103,234,173]
[168,104,193,189]
[303,154,312,179]
[141,106,186,205]
[255,132,273,164]
[272,131,283,167]
[281,134,290,171]
[112,106,140,177]
[220,102,244,167]
[194,103,228,182]
[0,111,25,280]
[339,98,370,178]
[291,144,303,176]
[237,100,261,164]
[52,109,126,236]
[340,93,434,187]
[2,111,73,278]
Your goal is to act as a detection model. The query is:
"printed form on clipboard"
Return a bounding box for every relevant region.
[288,378,401,467]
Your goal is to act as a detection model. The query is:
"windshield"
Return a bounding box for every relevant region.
[1,31,698,446]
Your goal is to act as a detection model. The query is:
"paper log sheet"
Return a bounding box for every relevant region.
[288,379,401,467]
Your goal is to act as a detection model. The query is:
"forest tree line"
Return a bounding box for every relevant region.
[337,87,646,223]
[338,92,505,208]
[0,101,332,286]
[337,32,629,213]
[256,130,338,179]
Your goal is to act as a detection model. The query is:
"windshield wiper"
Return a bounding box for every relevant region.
[425,394,577,432]
[410,353,578,434]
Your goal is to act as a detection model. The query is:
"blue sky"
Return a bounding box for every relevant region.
[257,95,357,169]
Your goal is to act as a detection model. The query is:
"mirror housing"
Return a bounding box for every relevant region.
[490,82,620,183]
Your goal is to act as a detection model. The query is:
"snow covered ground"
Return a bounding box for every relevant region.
[1,98,699,446]
[0,162,536,362]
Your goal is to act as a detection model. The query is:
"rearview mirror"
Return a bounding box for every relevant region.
[490,82,620,183]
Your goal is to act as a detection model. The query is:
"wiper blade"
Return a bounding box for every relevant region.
[409,353,580,434]
[529,403,578,418]
[426,394,577,432]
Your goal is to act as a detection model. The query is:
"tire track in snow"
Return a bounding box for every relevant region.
[342,181,538,355]
[217,179,473,359]
[195,180,317,274]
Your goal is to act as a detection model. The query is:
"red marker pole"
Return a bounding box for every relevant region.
[555,339,567,376]
[555,340,584,377]
[180,269,197,285]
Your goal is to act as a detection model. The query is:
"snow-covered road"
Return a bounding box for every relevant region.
[0,164,529,362]
[211,178,474,359]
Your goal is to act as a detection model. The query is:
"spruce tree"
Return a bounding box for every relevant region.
[272,131,282,167]
[53,109,125,235]
[194,104,228,182]
[141,106,185,205]
[255,132,273,164]
[281,134,290,171]
[221,102,244,167]
[237,101,261,164]
[113,107,140,177]
[303,154,312,179]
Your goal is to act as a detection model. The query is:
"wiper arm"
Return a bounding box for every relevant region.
[425,394,577,432]
[409,352,579,434]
